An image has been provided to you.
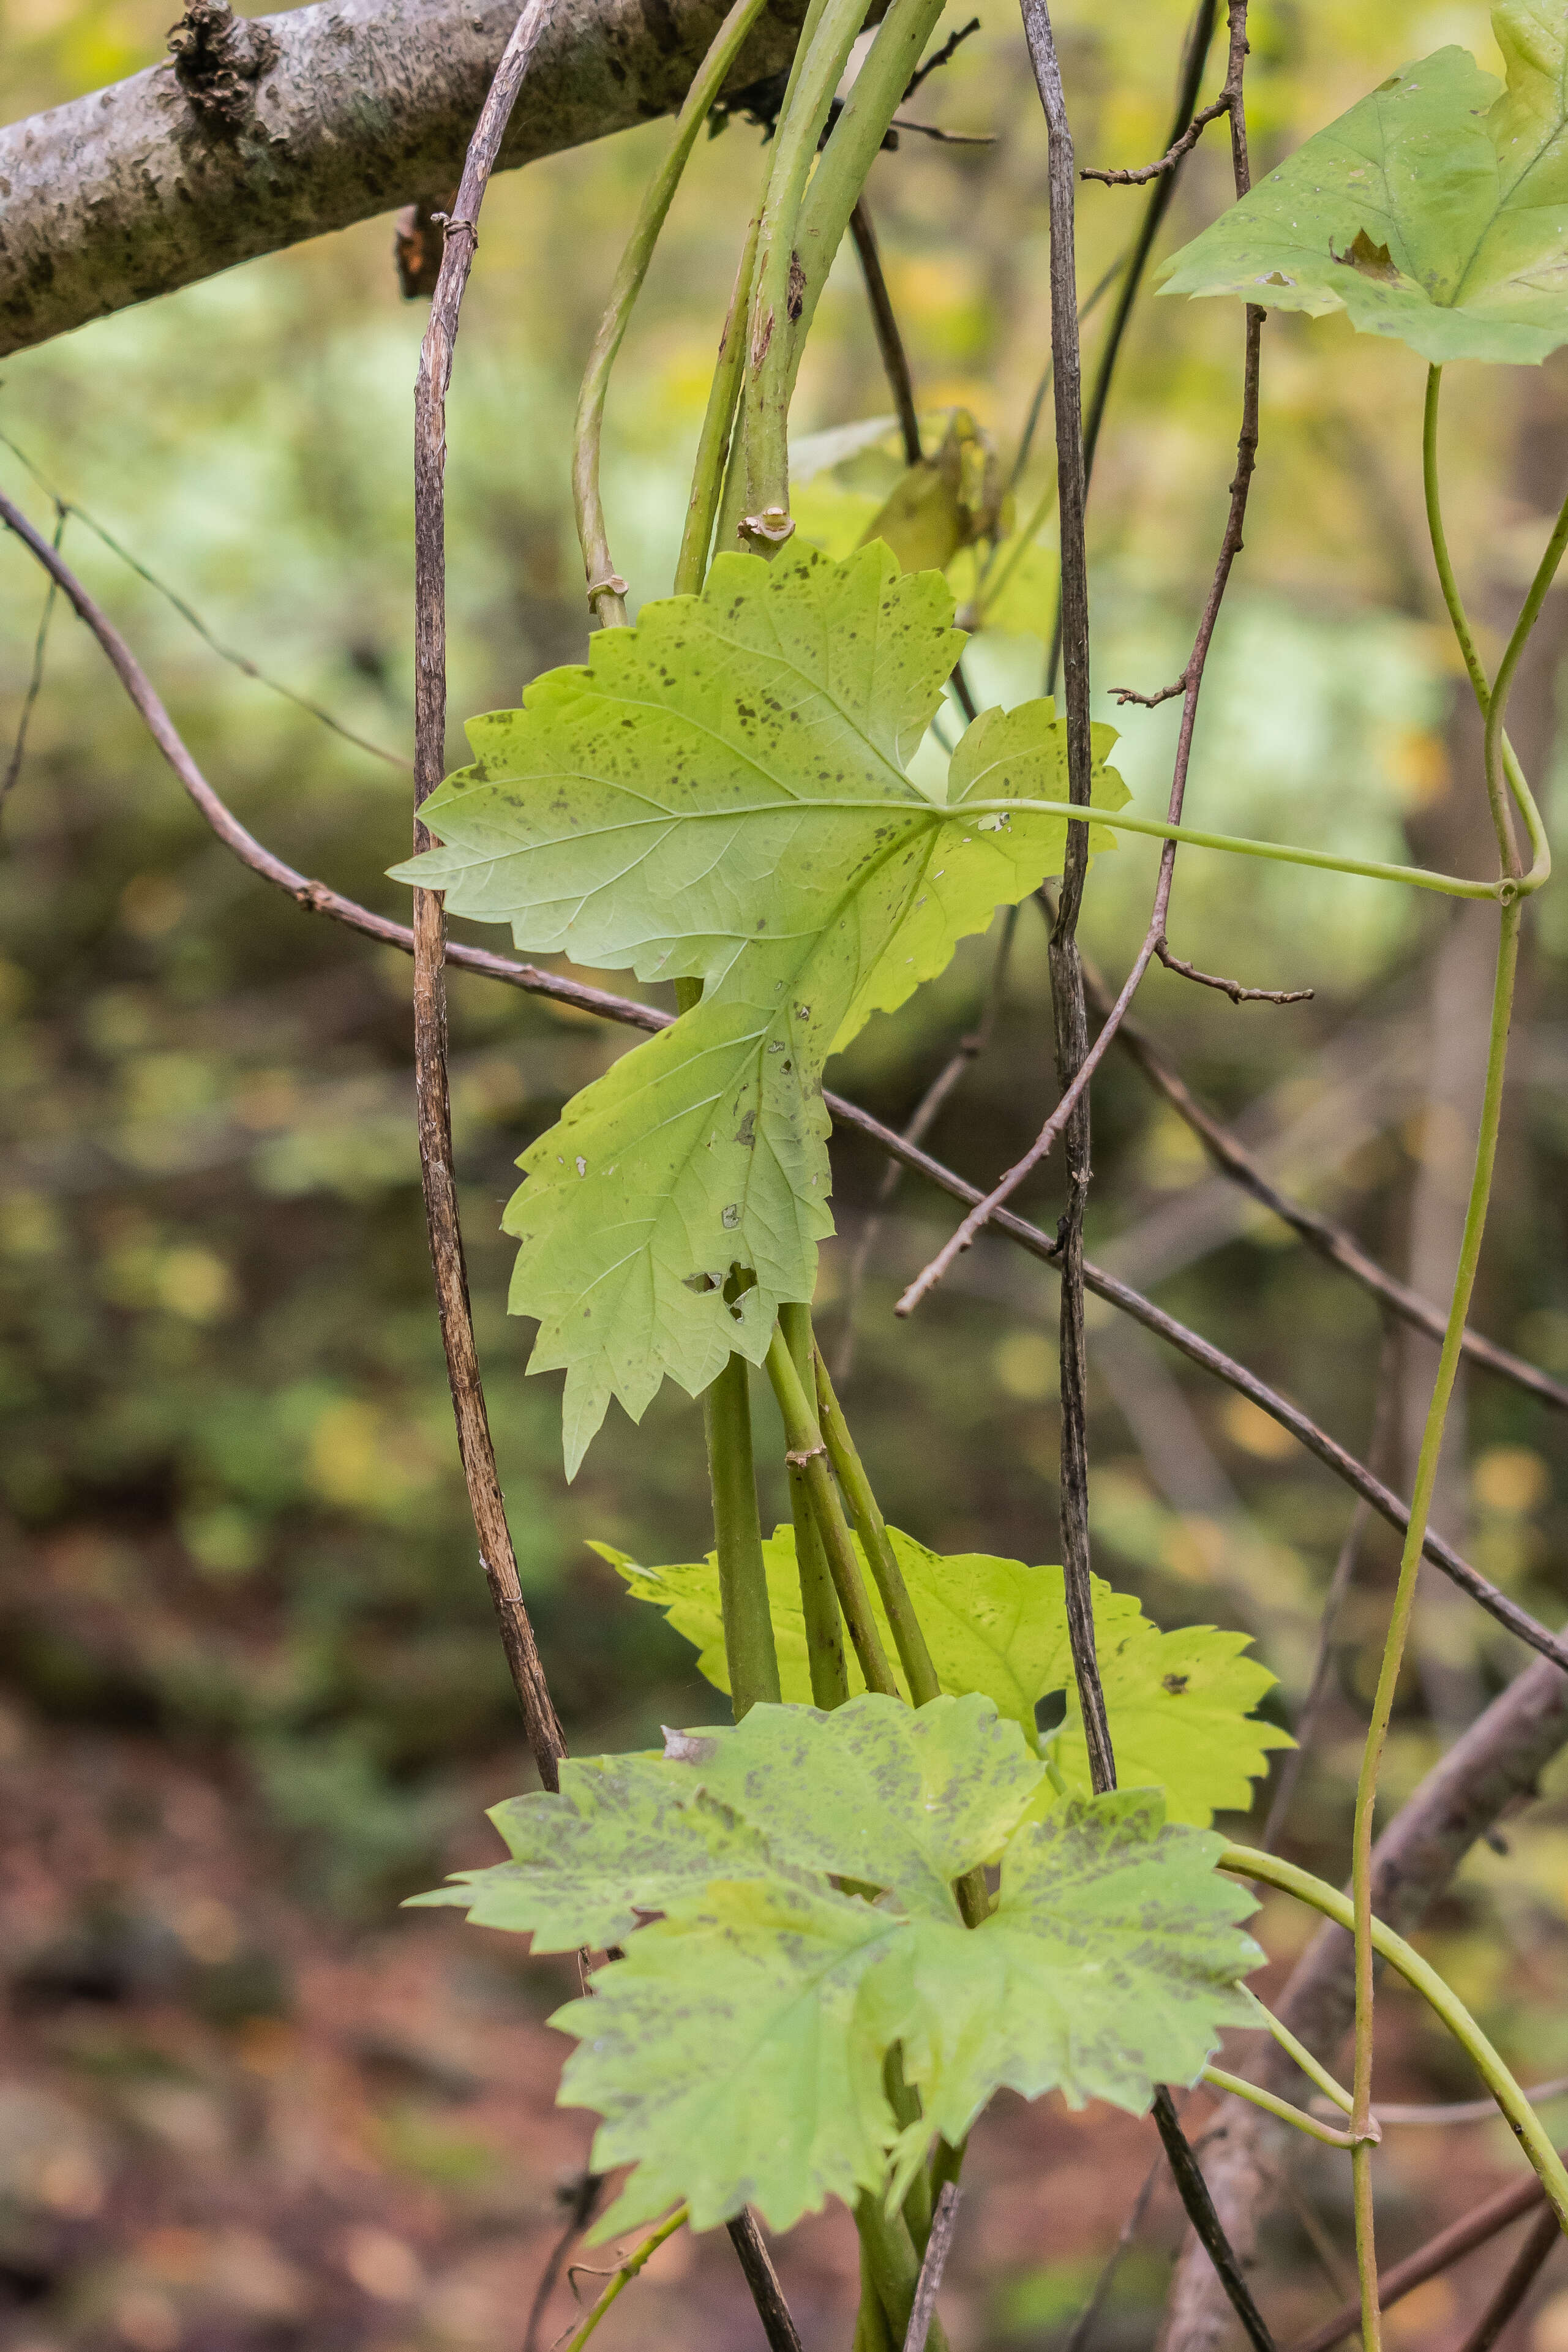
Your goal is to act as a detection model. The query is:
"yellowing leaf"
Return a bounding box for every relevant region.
[1160,17,1568,366]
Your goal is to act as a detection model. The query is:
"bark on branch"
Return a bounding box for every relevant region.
[0,0,812,358]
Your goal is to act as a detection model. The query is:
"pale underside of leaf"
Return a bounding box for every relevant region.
[386,541,1127,1470]
[1159,17,1568,366]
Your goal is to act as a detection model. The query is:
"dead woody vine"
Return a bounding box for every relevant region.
[7,0,1568,2346]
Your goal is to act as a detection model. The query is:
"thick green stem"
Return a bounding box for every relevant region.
[884,2045,932,2246]
[704,1352,782,1715]
[737,0,872,527]
[814,1344,939,1706]
[1222,1843,1568,2231]
[780,1303,851,1707]
[675,209,762,597]
[765,1328,899,1696]
[855,2192,950,2352]
[571,0,773,622]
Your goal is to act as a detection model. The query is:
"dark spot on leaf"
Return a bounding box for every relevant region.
[1162,1674,1189,1695]
[1330,228,1401,284]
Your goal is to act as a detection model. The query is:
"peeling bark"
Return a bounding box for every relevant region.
[0,0,810,358]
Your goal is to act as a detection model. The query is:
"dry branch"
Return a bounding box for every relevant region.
[0,0,815,358]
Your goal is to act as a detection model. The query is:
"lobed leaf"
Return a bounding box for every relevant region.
[1159,13,1568,366]
[389,542,1126,1470]
[601,1525,1285,1821]
[405,1751,779,1950]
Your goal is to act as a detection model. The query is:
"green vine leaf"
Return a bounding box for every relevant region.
[403,1753,778,1951]
[492,1706,1262,2240]
[861,1790,1261,2173]
[1051,1622,1293,1828]
[389,541,1127,1471]
[663,1691,1043,1918]
[601,1526,1286,1823]
[1159,18,1568,366]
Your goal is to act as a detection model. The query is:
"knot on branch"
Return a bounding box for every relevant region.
[166,0,279,127]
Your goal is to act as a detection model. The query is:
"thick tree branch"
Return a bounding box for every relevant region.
[0,0,815,358]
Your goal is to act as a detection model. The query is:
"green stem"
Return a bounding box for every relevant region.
[1245,1992,1353,2116]
[855,2192,950,2352]
[884,2045,932,2246]
[1423,364,1554,891]
[558,2205,688,2352]
[813,1343,940,1706]
[1220,1843,1568,2231]
[675,208,763,597]
[738,0,873,527]
[854,2245,896,2352]
[571,0,774,622]
[764,1328,899,1696]
[1352,2143,1380,2352]
[703,1352,782,1715]
[779,1303,850,1708]
[1200,2065,1359,2150]
[779,0,950,436]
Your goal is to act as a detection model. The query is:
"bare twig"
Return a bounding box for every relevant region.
[1261,1329,1398,1852]
[8,494,1565,1677]
[887,117,994,144]
[898,6,1259,1321]
[834,907,1016,1383]
[409,1,568,1791]
[1454,2204,1563,2352]
[900,16,980,103]
[1155,938,1314,1007]
[1112,674,1191,707]
[725,2212,806,2352]
[1082,92,1230,186]
[904,2182,961,2352]
[1,502,64,811]
[1373,2077,1568,2128]
[1018,0,1114,1800]
[1150,2087,1277,2352]
[523,2173,606,2352]
[1061,2152,1165,2352]
[1287,2178,1558,2352]
[849,197,922,466]
[1073,939,1568,1415]
[0,431,411,771]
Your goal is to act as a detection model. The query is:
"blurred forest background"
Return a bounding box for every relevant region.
[4,1,1568,2346]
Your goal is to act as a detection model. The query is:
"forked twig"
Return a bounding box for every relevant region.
[1452,2204,1563,2352]
[5,502,1564,1678]
[1,502,64,811]
[1082,92,1231,186]
[1288,2168,1559,2352]
[1155,938,1314,1007]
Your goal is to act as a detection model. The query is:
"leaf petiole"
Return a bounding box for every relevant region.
[764,1328,901,1697]
[1201,2065,1364,2150]
[558,2204,690,2352]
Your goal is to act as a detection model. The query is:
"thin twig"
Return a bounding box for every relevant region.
[7,495,1564,1677]
[523,2173,606,2352]
[415,0,571,1798]
[1082,92,1230,186]
[726,2212,806,2352]
[1155,938,1313,1007]
[1262,1328,1398,1852]
[1,502,64,811]
[1019,0,1114,1798]
[835,907,1016,1383]
[1072,933,1568,1415]
[900,16,980,102]
[849,197,923,466]
[1150,2087,1277,2352]
[904,2182,961,2352]
[1454,2204,1563,2352]
[0,431,411,772]
[888,118,995,145]
[899,7,1259,1321]
[1060,2151,1165,2352]
[1288,2171,1558,2352]
[1374,2077,1568,2128]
